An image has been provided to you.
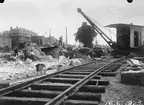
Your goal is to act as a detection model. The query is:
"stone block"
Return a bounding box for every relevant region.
[121,70,144,85]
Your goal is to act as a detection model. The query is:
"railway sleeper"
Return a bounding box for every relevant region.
[79,63,104,69]
[0,97,99,105]
[103,64,121,71]
[63,72,92,75]
[63,71,117,76]
[72,68,95,71]
[0,96,49,105]
[62,100,99,105]
[5,90,101,101]
[30,83,106,93]
[98,72,117,76]
[55,74,101,79]
[44,77,109,85]
[72,70,95,72]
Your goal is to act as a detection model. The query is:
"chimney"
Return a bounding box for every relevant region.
[10,27,13,30]
[130,23,133,26]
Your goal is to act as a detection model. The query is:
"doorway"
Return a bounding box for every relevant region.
[134,31,139,47]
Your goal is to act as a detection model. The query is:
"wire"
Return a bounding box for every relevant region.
[88,15,116,37]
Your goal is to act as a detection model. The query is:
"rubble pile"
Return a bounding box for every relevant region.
[0,53,83,82]
[121,58,144,85]
[23,45,45,61]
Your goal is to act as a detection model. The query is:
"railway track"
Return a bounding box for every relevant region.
[0,58,125,105]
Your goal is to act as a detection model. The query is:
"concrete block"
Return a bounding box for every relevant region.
[121,70,144,85]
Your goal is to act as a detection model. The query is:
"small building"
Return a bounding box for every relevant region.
[44,36,59,46]
[31,36,45,46]
[106,23,144,49]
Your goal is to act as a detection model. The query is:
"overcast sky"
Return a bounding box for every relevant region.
[0,0,143,45]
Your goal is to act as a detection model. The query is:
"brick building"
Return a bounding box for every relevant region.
[9,27,38,48]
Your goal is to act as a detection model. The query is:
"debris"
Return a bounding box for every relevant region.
[1,54,17,61]
[16,59,23,66]
[47,65,58,70]
[26,58,33,64]
[39,55,54,62]
[36,64,46,72]
[3,61,7,63]
[94,57,103,61]
[70,59,81,66]
[41,46,61,58]
[23,45,44,61]
[47,55,54,61]
[129,59,143,66]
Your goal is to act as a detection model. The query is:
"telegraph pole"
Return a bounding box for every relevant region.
[66,27,68,44]
[49,29,51,45]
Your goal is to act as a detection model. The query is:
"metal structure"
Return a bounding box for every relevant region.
[0,58,124,105]
[77,8,116,49]
[77,8,144,56]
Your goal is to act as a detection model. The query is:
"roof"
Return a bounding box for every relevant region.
[106,23,144,28]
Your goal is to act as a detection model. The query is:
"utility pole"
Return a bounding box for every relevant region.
[49,29,51,45]
[66,27,68,44]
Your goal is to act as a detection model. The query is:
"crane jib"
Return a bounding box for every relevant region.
[77,8,116,49]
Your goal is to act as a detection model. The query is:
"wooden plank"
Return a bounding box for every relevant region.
[0,96,50,102]
[31,83,105,93]
[46,77,109,85]
[56,74,101,79]
[7,90,101,101]
[64,100,99,105]
[0,96,99,105]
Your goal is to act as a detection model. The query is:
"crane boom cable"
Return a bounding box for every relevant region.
[88,15,116,37]
[89,17,113,42]
[77,8,117,49]
[84,12,113,42]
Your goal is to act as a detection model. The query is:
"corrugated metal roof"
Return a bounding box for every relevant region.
[106,23,144,28]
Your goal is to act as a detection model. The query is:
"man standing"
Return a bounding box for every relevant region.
[14,45,18,57]
[59,36,63,46]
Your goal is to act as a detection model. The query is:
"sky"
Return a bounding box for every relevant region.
[0,0,144,45]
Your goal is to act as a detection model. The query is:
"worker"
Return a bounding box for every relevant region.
[14,45,18,57]
[59,36,63,46]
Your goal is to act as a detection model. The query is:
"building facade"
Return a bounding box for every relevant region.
[0,35,11,50]
[0,27,60,50]
[9,27,38,48]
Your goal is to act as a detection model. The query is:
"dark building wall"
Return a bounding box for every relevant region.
[31,36,45,46]
[0,35,11,49]
[117,26,130,49]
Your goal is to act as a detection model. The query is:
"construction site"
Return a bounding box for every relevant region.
[0,0,144,105]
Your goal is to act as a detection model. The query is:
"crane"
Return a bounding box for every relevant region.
[77,8,117,49]
[77,8,144,57]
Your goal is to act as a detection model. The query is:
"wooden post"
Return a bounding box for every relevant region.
[66,27,68,44]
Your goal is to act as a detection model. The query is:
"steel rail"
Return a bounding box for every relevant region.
[45,57,125,105]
